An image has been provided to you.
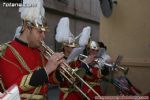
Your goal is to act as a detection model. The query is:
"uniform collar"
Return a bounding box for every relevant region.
[15,38,28,46]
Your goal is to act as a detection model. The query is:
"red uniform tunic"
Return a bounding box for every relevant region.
[0,39,59,99]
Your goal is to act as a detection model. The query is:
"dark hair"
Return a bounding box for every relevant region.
[98,42,107,50]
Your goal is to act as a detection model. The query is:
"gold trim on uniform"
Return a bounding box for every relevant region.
[20,93,46,100]
[0,44,8,57]
[6,43,32,73]
[60,87,77,100]
[87,82,100,93]
[28,86,42,99]
[20,73,34,91]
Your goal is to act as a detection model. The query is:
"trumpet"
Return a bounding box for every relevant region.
[40,41,101,100]
[79,54,129,75]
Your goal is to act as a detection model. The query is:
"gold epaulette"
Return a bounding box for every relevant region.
[0,44,8,58]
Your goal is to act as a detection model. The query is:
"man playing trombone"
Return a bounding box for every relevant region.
[79,40,106,99]
[55,17,85,100]
[0,0,64,99]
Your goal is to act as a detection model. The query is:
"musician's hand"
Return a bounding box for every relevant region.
[44,52,64,75]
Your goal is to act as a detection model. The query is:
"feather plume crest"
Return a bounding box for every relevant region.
[79,26,91,46]
[19,0,45,25]
[56,17,75,43]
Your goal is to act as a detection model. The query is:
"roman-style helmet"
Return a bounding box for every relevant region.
[88,40,99,50]
[78,26,100,51]
[19,0,47,32]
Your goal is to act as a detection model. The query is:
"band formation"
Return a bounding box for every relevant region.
[0,0,147,100]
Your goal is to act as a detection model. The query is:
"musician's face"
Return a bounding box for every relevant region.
[28,27,46,48]
[63,46,74,57]
[89,49,99,56]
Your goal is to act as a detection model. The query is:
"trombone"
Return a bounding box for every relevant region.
[40,41,101,100]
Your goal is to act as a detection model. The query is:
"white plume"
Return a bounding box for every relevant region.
[79,26,91,47]
[19,0,45,24]
[56,17,74,43]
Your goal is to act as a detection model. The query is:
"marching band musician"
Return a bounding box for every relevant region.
[80,40,116,98]
[55,17,84,100]
[0,0,64,99]
[80,40,105,99]
[56,16,105,99]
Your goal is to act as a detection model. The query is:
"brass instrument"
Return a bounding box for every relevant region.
[79,54,129,75]
[40,41,101,100]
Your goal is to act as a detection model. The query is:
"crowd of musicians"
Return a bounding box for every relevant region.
[0,0,135,100]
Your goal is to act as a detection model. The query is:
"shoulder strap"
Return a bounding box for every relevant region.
[5,43,32,73]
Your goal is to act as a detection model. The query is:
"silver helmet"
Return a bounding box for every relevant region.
[88,40,99,50]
